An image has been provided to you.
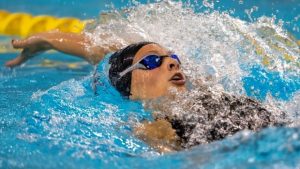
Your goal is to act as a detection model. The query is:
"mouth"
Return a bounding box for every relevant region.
[169,72,186,86]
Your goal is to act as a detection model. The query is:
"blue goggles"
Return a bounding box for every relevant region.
[119,54,181,78]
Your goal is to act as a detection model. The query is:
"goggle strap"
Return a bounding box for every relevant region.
[119,63,146,78]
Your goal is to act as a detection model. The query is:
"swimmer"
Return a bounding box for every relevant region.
[5,31,288,152]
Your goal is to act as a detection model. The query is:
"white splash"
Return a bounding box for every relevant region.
[31,78,86,101]
[85,1,299,96]
[84,1,300,147]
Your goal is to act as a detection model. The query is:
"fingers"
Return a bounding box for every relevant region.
[5,48,32,67]
[11,39,28,49]
[5,55,26,67]
[7,35,48,68]
[11,35,45,49]
[6,39,30,67]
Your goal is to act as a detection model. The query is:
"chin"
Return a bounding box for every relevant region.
[176,86,187,93]
[165,84,186,96]
[171,83,186,91]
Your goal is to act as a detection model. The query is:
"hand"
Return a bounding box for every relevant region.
[5,34,52,67]
[134,119,180,152]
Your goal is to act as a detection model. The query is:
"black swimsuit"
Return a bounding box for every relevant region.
[156,87,288,148]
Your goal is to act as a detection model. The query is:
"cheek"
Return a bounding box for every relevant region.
[136,69,169,89]
[139,71,161,86]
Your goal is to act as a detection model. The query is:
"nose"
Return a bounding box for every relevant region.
[166,58,180,71]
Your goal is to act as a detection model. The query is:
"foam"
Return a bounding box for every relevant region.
[83,1,299,148]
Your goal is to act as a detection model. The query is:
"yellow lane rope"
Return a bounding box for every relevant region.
[0,10,299,68]
[228,20,299,67]
[26,59,89,69]
[0,10,86,37]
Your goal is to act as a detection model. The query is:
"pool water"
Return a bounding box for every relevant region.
[1,0,300,169]
[1,53,299,168]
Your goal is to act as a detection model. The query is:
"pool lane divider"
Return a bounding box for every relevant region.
[227,19,299,67]
[0,10,299,68]
[0,10,87,37]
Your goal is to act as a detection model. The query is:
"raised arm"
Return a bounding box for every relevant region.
[5,30,120,67]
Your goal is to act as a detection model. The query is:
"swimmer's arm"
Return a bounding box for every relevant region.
[5,31,120,67]
[134,119,181,153]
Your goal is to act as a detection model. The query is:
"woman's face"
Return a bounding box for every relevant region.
[130,44,186,100]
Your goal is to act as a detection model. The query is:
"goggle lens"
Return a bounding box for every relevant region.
[170,54,181,64]
[140,54,181,70]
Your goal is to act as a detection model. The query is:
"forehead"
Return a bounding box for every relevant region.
[133,44,169,63]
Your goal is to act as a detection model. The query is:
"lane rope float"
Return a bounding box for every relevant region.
[0,10,86,37]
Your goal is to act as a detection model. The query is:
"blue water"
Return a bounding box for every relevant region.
[1,1,300,169]
[243,65,300,101]
[1,52,300,168]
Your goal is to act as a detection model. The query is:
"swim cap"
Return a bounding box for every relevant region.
[109,42,155,97]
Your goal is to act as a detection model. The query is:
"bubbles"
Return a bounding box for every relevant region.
[202,0,214,9]
[85,1,298,97]
[83,0,300,149]
[84,0,298,100]
[265,91,300,126]
[245,6,259,22]
[2,1,299,168]
[23,75,152,160]
[145,84,290,148]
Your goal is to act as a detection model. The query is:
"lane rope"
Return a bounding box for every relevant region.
[0,10,298,68]
[0,10,86,37]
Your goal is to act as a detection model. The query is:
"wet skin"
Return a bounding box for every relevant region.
[5,32,185,153]
[129,44,187,152]
[130,44,187,100]
[6,32,186,100]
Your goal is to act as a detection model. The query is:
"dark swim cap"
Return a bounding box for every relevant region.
[108,42,155,97]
